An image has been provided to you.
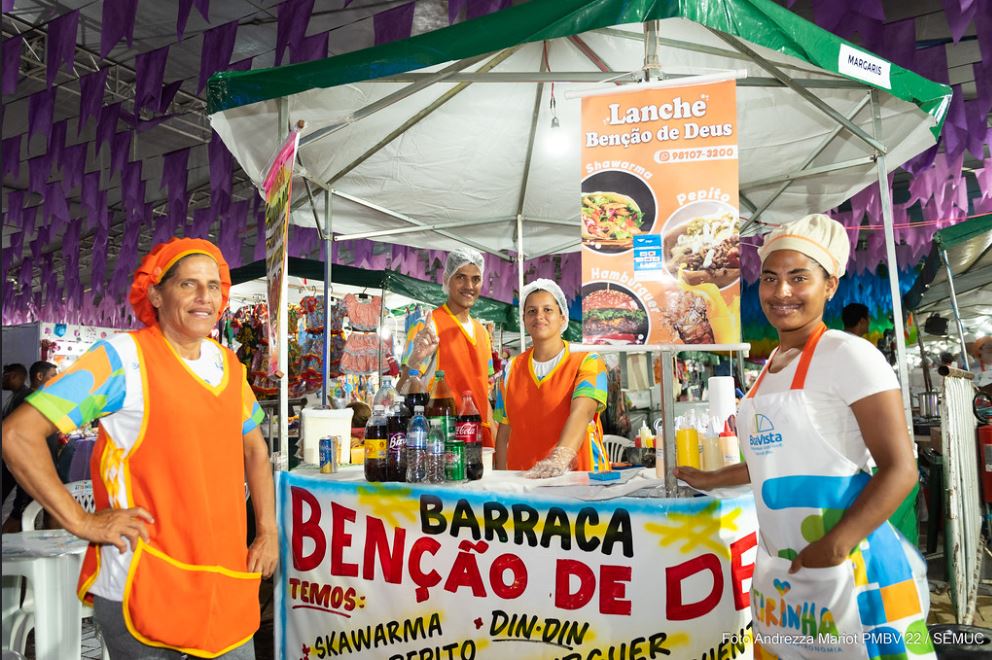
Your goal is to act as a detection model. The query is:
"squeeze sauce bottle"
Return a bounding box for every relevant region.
[719,419,740,467]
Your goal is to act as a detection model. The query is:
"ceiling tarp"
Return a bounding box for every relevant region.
[207,0,950,258]
[906,214,992,324]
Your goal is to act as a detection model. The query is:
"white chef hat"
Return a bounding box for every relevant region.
[521,278,569,336]
[443,247,485,294]
[757,213,850,278]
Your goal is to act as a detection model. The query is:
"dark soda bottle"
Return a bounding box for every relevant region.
[386,401,409,482]
[403,369,430,413]
[425,370,456,440]
[456,390,484,480]
[364,405,389,482]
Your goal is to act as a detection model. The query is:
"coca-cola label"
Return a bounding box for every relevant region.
[388,432,405,451]
[455,421,480,444]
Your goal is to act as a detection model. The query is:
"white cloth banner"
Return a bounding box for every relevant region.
[276,471,758,659]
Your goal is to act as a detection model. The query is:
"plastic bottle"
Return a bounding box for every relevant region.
[364,405,389,482]
[453,391,480,481]
[700,417,722,471]
[426,419,446,484]
[426,370,457,441]
[719,419,740,467]
[637,421,654,449]
[405,406,429,483]
[373,377,398,409]
[387,400,410,482]
[675,416,701,469]
[401,370,430,412]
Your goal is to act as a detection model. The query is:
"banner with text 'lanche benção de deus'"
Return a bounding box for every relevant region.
[581,79,741,346]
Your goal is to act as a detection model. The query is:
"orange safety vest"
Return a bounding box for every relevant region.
[77,325,260,658]
[433,305,494,447]
[504,343,609,472]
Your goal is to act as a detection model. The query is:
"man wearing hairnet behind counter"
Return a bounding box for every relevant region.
[396,248,496,447]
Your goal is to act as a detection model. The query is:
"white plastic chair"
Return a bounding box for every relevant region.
[11,481,108,660]
[603,434,633,464]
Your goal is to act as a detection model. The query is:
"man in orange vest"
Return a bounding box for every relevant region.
[397,248,495,447]
[2,238,276,659]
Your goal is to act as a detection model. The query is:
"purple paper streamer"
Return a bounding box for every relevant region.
[20,206,37,240]
[158,80,183,113]
[912,44,949,84]
[176,0,210,41]
[77,68,110,134]
[27,88,55,141]
[942,0,979,44]
[49,119,67,169]
[28,155,50,195]
[190,207,213,239]
[1,134,21,180]
[122,161,144,211]
[161,147,190,204]
[374,2,415,45]
[275,0,314,67]
[978,1,992,67]
[153,211,173,246]
[44,182,70,229]
[6,191,23,228]
[134,45,170,112]
[449,0,465,24]
[466,0,510,20]
[198,19,238,93]
[2,1,14,15]
[110,131,132,176]
[100,0,139,58]
[81,172,101,214]
[229,56,252,71]
[878,18,915,71]
[208,132,233,214]
[290,31,328,64]
[1,35,22,95]
[46,10,79,86]
[95,101,122,156]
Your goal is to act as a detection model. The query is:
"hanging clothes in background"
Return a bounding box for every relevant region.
[340,293,393,375]
[299,295,325,393]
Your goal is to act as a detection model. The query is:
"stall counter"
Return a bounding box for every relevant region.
[275,466,757,659]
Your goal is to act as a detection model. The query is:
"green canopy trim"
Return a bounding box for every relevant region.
[208,0,949,138]
[934,213,992,249]
[231,257,582,341]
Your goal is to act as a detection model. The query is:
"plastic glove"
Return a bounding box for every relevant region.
[524,446,577,479]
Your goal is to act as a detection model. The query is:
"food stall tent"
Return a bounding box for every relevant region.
[207,0,950,424]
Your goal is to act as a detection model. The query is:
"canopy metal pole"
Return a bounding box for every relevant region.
[940,246,971,372]
[661,351,676,496]
[516,213,526,351]
[277,98,290,471]
[870,90,912,428]
[321,188,333,407]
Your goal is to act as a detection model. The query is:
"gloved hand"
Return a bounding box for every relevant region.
[525,446,577,479]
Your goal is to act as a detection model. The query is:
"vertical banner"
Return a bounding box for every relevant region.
[262,130,301,376]
[580,79,741,345]
[276,472,758,659]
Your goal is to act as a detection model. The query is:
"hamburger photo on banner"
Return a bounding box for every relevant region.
[582,286,648,344]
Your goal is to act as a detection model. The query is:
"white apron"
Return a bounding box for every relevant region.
[740,324,935,660]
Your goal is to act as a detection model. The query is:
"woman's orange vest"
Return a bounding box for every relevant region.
[77,325,260,658]
[433,305,494,447]
[504,343,609,472]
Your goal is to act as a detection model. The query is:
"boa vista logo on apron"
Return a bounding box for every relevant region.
[748,413,783,455]
[752,582,846,640]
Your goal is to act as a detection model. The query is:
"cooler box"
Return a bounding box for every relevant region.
[301,407,354,465]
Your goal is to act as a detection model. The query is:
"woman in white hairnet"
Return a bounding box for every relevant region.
[397,248,496,446]
[494,279,611,477]
[677,214,934,659]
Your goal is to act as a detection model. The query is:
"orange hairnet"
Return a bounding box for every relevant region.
[129,238,232,327]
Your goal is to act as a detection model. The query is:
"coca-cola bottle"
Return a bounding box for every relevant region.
[456,391,484,480]
[364,405,388,482]
[425,370,456,439]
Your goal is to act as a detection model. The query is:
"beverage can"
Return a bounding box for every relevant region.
[319,436,338,474]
